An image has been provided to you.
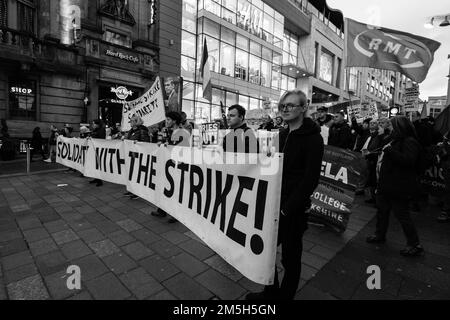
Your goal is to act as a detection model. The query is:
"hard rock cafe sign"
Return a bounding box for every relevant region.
[111,86,133,103]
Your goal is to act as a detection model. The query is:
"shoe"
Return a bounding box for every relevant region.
[124,191,132,196]
[43,158,52,163]
[151,211,167,218]
[437,211,450,223]
[355,190,365,196]
[96,181,103,187]
[400,245,424,257]
[365,198,375,204]
[168,217,178,224]
[89,179,97,184]
[129,194,139,200]
[366,235,386,244]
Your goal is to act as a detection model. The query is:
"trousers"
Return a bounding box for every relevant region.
[375,193,420,246]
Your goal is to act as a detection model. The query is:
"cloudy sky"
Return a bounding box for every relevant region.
[328,0,449,101]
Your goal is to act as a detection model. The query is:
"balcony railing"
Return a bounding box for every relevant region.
[0,27,42,56]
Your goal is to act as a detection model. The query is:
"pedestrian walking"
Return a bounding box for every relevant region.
[366,116,424,257]
[44,125,59,163]
[246,89,324,300]
[30,127,45,161]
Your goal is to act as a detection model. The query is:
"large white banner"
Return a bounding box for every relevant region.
[121,77,166,131]
[56,137,89,173]
[57,136,283,285]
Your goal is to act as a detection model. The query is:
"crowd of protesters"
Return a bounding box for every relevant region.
[19,93,448,301]
[314,106,450,257]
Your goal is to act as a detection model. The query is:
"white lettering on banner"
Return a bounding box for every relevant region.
[56,138,90,174]
[312,192,349,212]
[320,161,348,184]
[121,77,166,131]
[310,203,344,222]
[57,136,283,285]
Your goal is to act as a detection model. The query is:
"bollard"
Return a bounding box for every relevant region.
[26,143,31,174]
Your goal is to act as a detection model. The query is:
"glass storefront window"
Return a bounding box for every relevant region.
[222,0,236,11]
[274,21,283,39]
[182,15,196,33]
[263,13,274,34]
[182,99,195,119]
[220,42,235,76]
[249,55,261,85]
[181,56,196,81]
[273,52,282,65]
[288,77,296,90]
[250,41,261,56]
[203,0,221,16]
[226,91,238,106]
[249,97,260,110]
[221,7,236,24]
[212,88,225,105]
[182,81,195,100]
[181,31,196,58]
[199,36,219,73]
[262,47,271,61]
[239,95,249,108]
[263,3,274,17]
[236,34,249,51]
[319,50,333,84]
[221,27,235,45]
[261,60,271,87]
[9,79,37,120]
[235,49,248,81]
[204,18,219,38]
[271,65,281,90]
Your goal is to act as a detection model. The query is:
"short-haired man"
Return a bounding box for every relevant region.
[164,77,180,113]
[316,106,328,126]
[222,104,259,153]
[328,111,354,149]
[246,89,324,300]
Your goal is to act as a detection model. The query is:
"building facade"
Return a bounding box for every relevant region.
[428,95,447,118]
[179,0,348,123]
[0,0,160,138]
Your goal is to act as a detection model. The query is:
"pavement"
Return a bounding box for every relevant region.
[0,169,448,300]
[0,155,64,177]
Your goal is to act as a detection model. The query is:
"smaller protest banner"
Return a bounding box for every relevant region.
[309,146,367,233]
[121,77,166,131]
[201,122,219,145]
[348,104,378,123]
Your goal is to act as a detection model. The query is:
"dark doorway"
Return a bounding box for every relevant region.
[98,83,142,126]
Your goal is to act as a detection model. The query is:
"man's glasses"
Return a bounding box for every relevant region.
[278,103,305,111]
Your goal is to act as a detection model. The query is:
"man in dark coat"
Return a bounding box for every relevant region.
[222,104,259,154]
[351,117,372,152]
[246,89,324,300]
[328,111,354,149]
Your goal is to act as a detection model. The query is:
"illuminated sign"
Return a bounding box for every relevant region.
[10,87,33,95]
[111,86,133,100]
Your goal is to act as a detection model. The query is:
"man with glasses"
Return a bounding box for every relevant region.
[246,90,324,300]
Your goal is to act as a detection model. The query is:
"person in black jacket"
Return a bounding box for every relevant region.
[366,116,424,257]
[246,89,324,301]
[30,127,45,161]
[328,111,354,149]
[89,119,106,186]
[351,117,372,152]
[124,115,150,142]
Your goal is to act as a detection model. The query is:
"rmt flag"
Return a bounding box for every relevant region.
[345,18,441,83]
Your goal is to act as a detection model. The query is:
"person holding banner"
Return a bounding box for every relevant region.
[151,112,186,223]
[367,116,424,257]
[223,105,259,153]
[247,90,324,300]
[88,119,106,187]
[123,115,151,199]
